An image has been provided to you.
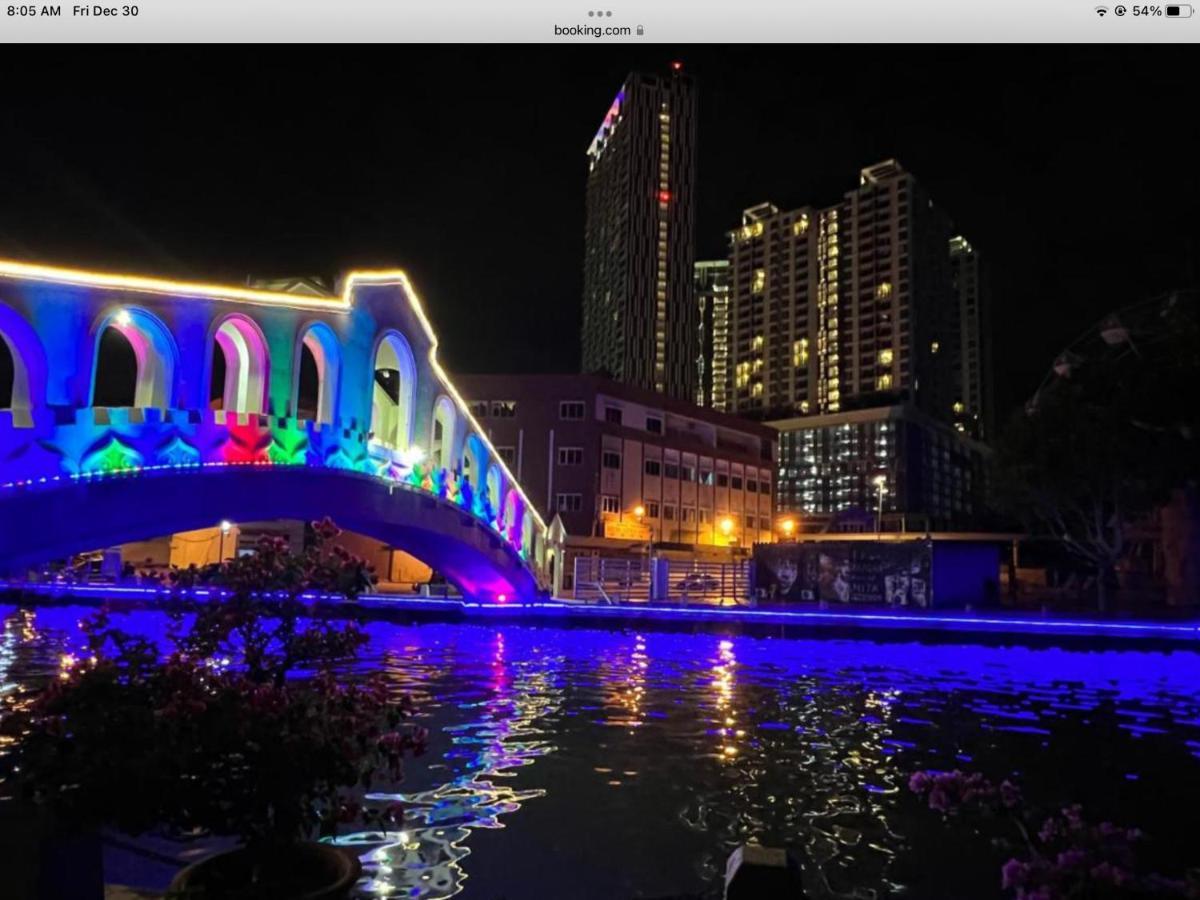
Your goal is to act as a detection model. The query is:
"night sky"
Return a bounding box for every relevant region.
[1,47,1195,421]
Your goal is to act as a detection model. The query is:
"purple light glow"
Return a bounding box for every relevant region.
[4,582,1197,642]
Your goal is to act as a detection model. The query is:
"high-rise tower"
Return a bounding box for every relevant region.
[725,160,980,428]
[582,66,697,399]
[694,259,730,409]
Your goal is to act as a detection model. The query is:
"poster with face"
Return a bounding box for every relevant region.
[755,541,932,606]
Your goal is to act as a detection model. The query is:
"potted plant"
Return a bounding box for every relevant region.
[7,518,427,899]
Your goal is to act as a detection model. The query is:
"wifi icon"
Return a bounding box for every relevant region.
[1095,5,1109,13]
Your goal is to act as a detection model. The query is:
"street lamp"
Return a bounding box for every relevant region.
[632,503,650,572]
[219,519,233,561]
[871,474,887,535]
[779,518,796,541]
[719,515,735,545]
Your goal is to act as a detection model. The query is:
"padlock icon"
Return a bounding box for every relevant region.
[636,24,644,34]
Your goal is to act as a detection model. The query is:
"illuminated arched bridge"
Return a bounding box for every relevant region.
[0,259,552,602]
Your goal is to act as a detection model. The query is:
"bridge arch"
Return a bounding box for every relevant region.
[430,394,457,470]
[461,431,487,483]
[0,303,46,422]
[91,307,177,409]
[502,487,522,542]
[521,504,535,558]
[294,321,341,424]
[209,313,270,415]
[0,467,539,602]
[485,463,502,522]
[370,330,417,451]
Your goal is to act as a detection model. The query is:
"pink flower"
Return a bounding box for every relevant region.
[1039,817,1061,843]
[1001,858,1029,890]
[1055,848,1087,870]
[908,771,933,793]
[928,786,950,812]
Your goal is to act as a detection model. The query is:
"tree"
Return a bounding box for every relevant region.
[992,292,1199,611]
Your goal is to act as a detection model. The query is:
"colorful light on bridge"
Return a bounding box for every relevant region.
[0,256,547,537]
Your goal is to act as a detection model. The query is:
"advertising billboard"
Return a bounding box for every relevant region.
[754,541,933,607]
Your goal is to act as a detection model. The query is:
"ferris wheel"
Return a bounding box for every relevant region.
[1029,289,1198,414]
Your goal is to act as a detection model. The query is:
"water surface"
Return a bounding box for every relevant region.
[3,605,1199,899]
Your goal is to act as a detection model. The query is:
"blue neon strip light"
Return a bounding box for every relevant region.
[3,582,1196,641]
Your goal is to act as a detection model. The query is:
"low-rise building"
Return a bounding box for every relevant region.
[456,374,778,591]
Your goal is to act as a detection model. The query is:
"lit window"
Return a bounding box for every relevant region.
[953,401,965,415]
[878,348,894,365]
[876,282,893,299]
[930,341,940,354]
[877,374,893,390]
[752,270,766,293]
[491,400,517,418]
[793,214,809,236]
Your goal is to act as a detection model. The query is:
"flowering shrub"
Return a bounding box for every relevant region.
[909,769,1199,898]
[7,518,427,855]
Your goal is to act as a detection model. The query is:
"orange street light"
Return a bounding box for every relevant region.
[780,518,796,538]
[633,504,646,519]
[719,516,735,537]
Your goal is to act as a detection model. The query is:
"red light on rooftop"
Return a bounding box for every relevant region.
[671,61,683,71]
[658,190,671,203]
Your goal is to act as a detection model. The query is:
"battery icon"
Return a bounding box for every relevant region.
[1165,4,1193,14]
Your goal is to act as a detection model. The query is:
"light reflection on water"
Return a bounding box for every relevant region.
[3,606,1200,899]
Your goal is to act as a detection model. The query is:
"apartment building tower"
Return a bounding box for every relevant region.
[694,259,731,409]
[949,235,992,439]
[582,66,698,400]
[725,160,987,433]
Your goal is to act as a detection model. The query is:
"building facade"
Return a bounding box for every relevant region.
[456,373,777,552]
[581,67,698,400]
[694,259,731,409]
[949,235,992,439]
[724,160,989,435]
[771,404,988,532]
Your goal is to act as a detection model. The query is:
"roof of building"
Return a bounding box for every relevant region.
[454,372,779,441]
